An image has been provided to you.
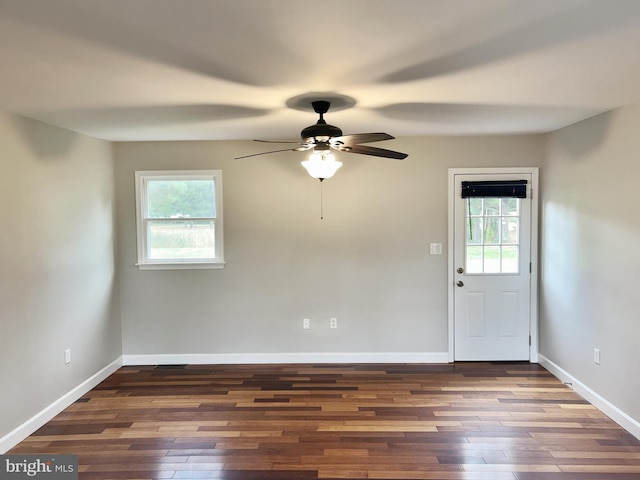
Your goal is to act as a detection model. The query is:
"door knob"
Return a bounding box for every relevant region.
[457,267,464,274]
[456,281,464,287]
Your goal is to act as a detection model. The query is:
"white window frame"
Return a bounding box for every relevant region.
[135,170,224,270]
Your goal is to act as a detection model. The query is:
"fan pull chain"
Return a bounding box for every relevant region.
[319,179,324,220]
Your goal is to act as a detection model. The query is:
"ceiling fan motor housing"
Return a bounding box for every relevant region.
[301,123,343,144]
[300,100,343,144]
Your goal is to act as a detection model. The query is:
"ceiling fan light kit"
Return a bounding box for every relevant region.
[301,150,342,181]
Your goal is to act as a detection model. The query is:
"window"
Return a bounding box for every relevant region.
[135,170,224,270]
[465,197,520,274]
[461,179,527,275]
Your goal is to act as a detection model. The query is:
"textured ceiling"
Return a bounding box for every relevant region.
[1,0,640,141]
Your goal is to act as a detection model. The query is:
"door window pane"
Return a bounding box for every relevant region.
[466,218,483,245]
[502,217,519,244]
[483,198,500,216]
[483,246,501,273]
[468,198,483,216]
[484,217,500,244]
[502,197,519,216]
[467,245,483,273]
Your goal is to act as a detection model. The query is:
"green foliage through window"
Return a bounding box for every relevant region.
[147,180,216,218]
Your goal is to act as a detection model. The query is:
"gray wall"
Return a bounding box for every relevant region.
[0,113,121,439]
[541,104,640,422]
[114,136,543,357]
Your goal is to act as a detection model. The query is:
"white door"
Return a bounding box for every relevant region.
[452,172,534,361]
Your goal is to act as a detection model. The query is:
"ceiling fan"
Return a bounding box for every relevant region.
[235,100,407,180]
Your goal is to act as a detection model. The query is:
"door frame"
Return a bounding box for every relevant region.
[447,167,539,363]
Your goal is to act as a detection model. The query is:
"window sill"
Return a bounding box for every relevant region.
[135,261,225,271]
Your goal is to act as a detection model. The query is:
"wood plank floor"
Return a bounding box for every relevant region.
[9,362,640,479]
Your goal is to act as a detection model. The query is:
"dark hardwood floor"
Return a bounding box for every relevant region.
[9,362,640,479]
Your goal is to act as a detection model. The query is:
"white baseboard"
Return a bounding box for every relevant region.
[539,354,640,440]
[122,351,450,366]
[0,357,124,454]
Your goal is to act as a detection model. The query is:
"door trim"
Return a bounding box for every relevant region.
[447,167,539,363]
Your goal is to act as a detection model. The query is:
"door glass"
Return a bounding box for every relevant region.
[465,197,520,274]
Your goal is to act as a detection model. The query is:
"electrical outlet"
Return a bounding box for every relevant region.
[65,349,71,365]
[593,348,600,365]
[303,318,310,329]
[330,317,338,329]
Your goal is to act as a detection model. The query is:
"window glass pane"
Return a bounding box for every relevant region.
[147,220,215,259]
[502,197,519,216]
[466,217,483,245]
[466,246,483,273]
[483,246,501,273]
[501,246,518,273]
[502,217,519,244]
[147,180,215,218]
[468,198,483,216]
[484,217,500,244]
[483,198,500,216]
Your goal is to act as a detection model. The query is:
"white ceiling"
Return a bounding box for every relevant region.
[1,0,640,142]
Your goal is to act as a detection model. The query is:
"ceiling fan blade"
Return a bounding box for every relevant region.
[336,144,408,159]
[254,139,299,144]
[235,147,303,159]
[331,133,394,146]
[235,144,313,159]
